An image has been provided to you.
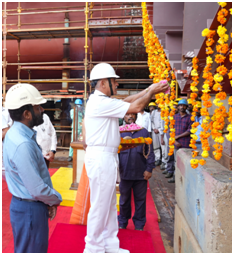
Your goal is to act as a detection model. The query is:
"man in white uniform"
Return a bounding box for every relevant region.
[136,110,151,133]
[33,113,57,168]
[84,63,169,253]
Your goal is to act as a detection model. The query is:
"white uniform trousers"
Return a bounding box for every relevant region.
[154,133,168,164]
[84,146,119,253]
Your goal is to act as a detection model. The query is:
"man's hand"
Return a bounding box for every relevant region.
[149,80,170,95]
[161,136,165,145]
[174,140,182,148]
[143,171,152,181]
[48,205,57,221]
[153,129,159,134]
[46,151,55,162]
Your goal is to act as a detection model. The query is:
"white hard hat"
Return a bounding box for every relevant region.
[5,83,47,110]
[90,63,120,81]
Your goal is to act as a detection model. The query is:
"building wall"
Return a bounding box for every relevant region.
[175,149,232,253]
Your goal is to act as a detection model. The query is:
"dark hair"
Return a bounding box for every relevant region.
[9,104,33,121]
[90,79,99,88]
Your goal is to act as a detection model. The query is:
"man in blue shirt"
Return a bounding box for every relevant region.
[118,113,155,231]
[3,83,62,253]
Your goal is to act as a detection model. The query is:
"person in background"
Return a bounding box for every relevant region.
[118,113,154,231]
[3,83,62,253]
[186,98,193,115]
[194,101,202,150]
[68,98,83,162]
[33,113,57,168]
[2,105,13,180]
[136,110,152,134]
[148,102,157,115]
[151,104,164,166]
[166,99,193,183]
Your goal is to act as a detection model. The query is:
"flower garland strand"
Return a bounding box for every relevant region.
[142,2,177,155]
[210,2,230,160]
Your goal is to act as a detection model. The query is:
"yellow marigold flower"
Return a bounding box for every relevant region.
[191,134,198,140]
[230,8,232,15]
[217,25,227,37]
[191,128,198,134]
[202,84,210,90]
[227,124,232,131]
[213,98,223,107]
[214,136,225,143]
[218,2,227,7]
[190,159,199,165]
[226,133,232,142]
[202,28,210,37]
[169,145,174,149]
[214,73,224,83]
[191,69,198,76]
[201,150,209,158]
[206,56,213,64]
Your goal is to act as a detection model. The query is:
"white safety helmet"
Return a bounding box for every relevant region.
[5,83,47,110]
[89,63,120,81]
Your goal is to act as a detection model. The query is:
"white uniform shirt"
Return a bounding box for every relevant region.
[33,113,57,157]
[136,111,151,132]
[2,107,13,129]
[85,90,130,148]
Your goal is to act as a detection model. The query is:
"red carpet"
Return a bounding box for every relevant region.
[48,223,155,253]
[2,169,165,253]
[2,168,72,253]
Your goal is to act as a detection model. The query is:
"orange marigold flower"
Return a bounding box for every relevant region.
[201,108,209,116]
[216,44,229,54]
[215,54,226,64]
[192,57,199,65]
[207,30,216,38]
[216,65,228,76]
[228,96,232,105]
[199,159,206,166]
[228,70,232,79]
[216,92,227,100]
[218,8,229,17]
[213,83,223,91]
[190,93,198,99]
[213,151,222,160]
[206,47,214,55]
[217,15,227,24]
[192,150,199,157]
[206,38,215,46]
[201,93,211,101]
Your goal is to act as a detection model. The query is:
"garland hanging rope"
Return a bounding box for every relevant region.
[190,2,232,168]
[142,2,176,156]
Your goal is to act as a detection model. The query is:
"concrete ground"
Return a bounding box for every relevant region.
[149,166,175,253]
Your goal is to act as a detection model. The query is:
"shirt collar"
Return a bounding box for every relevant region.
[94,90,107,97]
[13,121,37,139]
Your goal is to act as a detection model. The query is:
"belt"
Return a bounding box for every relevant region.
[13,196,38,203]
[87,146,118,153]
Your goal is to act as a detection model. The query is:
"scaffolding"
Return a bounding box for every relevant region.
[2,2,153,102]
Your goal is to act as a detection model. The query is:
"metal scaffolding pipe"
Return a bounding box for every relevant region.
[7,79,84,83]
[17,39,21,81]
[7,61,85,65]
[8,9,84,16]
[84,2,89,107]
[3,2,7,100]
[17,2,21,29]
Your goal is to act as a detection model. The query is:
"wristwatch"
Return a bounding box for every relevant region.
[51,150,56,154]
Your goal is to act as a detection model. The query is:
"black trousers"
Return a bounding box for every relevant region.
[118,179,147,229]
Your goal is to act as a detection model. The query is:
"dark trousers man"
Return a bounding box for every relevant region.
[118,180,147,230]
[10,196,49,253]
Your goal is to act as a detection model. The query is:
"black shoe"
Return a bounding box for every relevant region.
[162,170,168,174]
[135,228,143,231]
[160,163,166,170]
[119,226,126,229]
[67,156,73,162]
[165,172,174,178]
[155,160,162,166]
[168,175,175,183]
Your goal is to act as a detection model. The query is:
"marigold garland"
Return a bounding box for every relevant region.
[142,2,177,156]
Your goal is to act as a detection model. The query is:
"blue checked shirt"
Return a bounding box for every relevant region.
[174,113,193,149]
[3,121,62,206]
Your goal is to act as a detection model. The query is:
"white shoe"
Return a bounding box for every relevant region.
[106,248,130,253]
